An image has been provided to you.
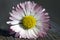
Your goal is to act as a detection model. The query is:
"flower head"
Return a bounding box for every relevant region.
[7,1,50,39]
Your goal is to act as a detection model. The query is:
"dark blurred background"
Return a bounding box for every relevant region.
[0,0,60,39]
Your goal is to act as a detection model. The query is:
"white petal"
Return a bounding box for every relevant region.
[9,12,23,20]
[17,4,20,9]
[19,30,31,38]
[30,11,35,16]
[6,20,20,25]
[9,17,18,21]
[12,6,15,9]
[36,21,42,27]
[34,11,45,21]
[34,6,42,13]
[19,30,27,38]
[30,2,36,16]
[20,3,26,14]
[36,24,44,32]
[28,28,37,38]
[24,2,30,16]
[33,27,39,35]
[25,12,30,16]
[28,29,34,38]
[26,30,30,38]
[10,25,24,32]
[35,24,46,37]
[25,1,36,16]
[40,9,45,13]
[45,13,49,15]
[36,21,44,32]
[15,8,25,17]
[34,12,42,20]
[12,6,25,17]
[34,14,40,20]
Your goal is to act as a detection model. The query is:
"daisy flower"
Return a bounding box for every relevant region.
[6,1,50,39]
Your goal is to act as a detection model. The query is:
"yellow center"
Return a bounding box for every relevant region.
[22,16,36,29]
